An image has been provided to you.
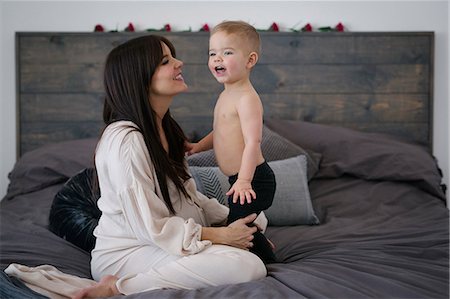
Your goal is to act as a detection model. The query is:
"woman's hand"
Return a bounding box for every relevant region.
[226,213,258,250]
[201,213,258,250]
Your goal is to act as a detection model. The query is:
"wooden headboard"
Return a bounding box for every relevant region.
[16,31,434,156]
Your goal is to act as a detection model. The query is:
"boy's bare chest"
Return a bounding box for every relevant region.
[214,97,239,122]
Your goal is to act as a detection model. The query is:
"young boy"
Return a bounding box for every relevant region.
[187,20,276,263]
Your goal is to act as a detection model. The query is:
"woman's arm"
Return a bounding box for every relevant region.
[201,214,258,250]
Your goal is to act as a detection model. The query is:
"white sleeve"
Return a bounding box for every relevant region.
[185,177,229,226]
[112,131,211,256]
[118,184,211,256]
[253,212,268,234]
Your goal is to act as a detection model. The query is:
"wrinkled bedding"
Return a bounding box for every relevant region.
[1,120,448,298]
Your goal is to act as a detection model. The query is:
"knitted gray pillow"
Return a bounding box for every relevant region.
[189,166,228,205]
[188,155,320,226]
[187,125,321,181]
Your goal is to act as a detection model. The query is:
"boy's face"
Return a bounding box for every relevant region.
[208,31,250,84]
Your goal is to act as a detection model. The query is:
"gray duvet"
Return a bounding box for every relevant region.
[1,120,448,298]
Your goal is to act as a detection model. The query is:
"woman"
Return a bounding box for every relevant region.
[73,35,267,298]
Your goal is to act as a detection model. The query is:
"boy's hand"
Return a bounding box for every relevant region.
[226,179,256,205]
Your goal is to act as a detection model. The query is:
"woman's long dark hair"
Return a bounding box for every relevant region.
[99,35,190,214]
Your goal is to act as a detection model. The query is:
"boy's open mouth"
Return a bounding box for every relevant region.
[215,66,226,74]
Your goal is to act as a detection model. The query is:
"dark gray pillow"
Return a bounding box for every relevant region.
[5,138,97,200]
[264,119,446,201]
[189,155,320,226]
[187,125,321,181]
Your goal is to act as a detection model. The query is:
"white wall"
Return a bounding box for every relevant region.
[1,1,449,202]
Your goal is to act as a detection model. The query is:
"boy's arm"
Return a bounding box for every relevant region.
[186,131,214,155]
[237,94,263,181]
[227,94,263,204]
[197,131,214,151]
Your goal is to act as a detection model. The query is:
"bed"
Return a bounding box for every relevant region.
[1,31,448,298]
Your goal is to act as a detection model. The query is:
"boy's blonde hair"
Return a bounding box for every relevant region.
[211,20,261,55]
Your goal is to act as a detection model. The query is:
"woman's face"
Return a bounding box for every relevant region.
[150,42,188,99]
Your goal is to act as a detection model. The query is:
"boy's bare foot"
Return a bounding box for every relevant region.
[72,275,120,299]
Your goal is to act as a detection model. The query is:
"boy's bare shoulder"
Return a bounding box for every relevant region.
[237,90,262,107]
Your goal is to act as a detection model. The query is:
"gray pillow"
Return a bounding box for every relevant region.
[187,125,322,181]
[5,138,97,200]
[189,155,320,226]
[264,119,446,201]
[189,166,229,206]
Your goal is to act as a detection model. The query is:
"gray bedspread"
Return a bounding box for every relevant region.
[1,120,448,298]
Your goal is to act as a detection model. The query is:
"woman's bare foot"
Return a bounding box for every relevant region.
[72,275,120,299]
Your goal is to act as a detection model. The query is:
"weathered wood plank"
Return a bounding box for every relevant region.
[186,120,431,147]
[20,63,104,93]
[19,118,211,154]
[260,33,432,64]
[20,121,103,155]
[20,118,429,155]
[20,93,103,122]
[171,93,217,117]
[19,63,218,93]
[21,92,428,124]
[18,32,210,65]
[18,32,432,65]
[20,92,217,123]
[252,64,429,93]
[260,93,429,123]
[20,63,429,94]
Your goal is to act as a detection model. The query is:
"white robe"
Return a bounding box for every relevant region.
[91,121,267,294]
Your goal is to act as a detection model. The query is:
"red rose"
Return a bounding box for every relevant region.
[200,24,210,32]
[269,22,279,32]
[301,23,313,32]
[164,24,171,32]
[125,22,135,32]
[335,22,344,32]
[94,24,104,32]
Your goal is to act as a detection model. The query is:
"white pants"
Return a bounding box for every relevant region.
[5,263,96,299]
[115,244,267,295]
[5,246,266,298]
